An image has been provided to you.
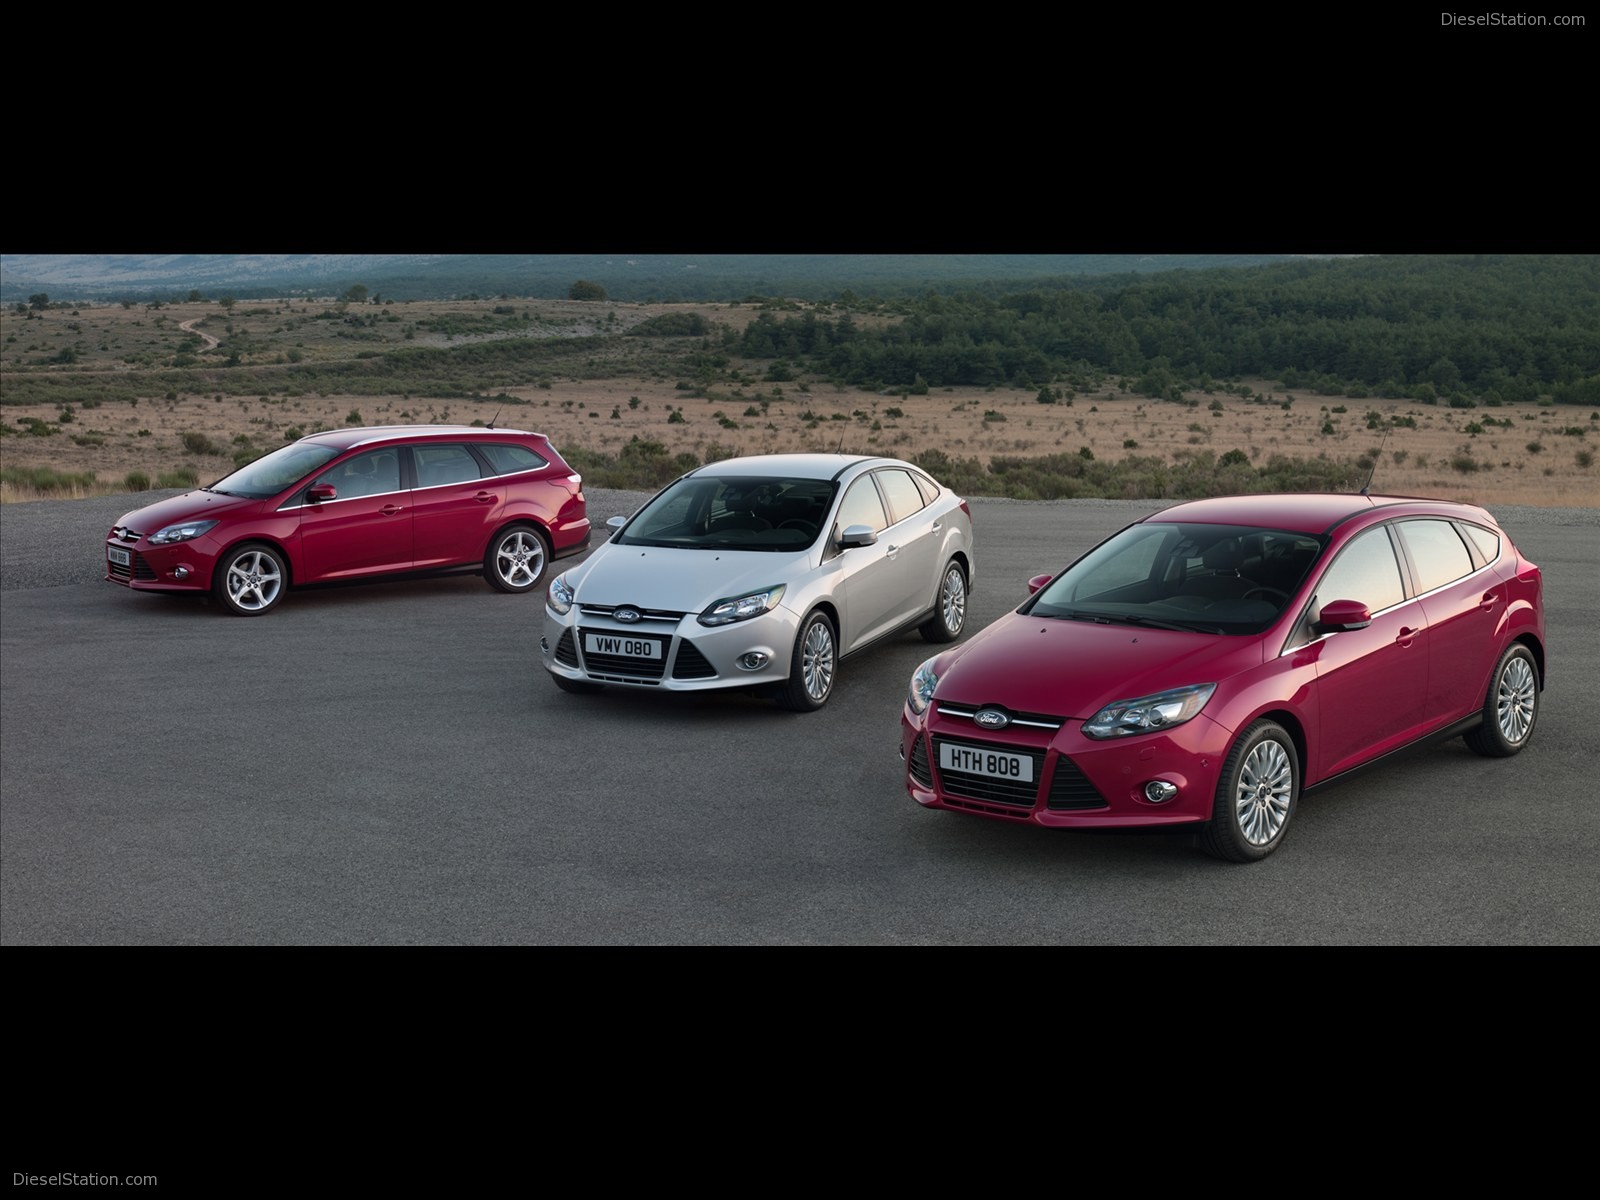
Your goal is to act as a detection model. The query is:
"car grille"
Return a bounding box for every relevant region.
[671,640,716,680]
[107,552,156,582]
[577,603,684,625]
[931,736,1043,808]
[575,627,670,683]
[934,702,1065,731]
[553,629,579,668]
[1045,756,1109,811]
[908,734,933,788]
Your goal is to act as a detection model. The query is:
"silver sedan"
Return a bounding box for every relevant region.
[541,453,976,711]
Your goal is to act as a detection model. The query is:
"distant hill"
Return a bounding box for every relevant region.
[0,253,1309,305]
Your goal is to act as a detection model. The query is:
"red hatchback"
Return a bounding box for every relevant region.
[105,425,590,615]
[901,493,1545,861]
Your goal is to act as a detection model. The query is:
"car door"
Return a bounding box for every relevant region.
[409,443,505,569]
[1296,523,1431,781]
[873,467,942,626]
[827,473,902,651]
[1397,518,1502,729]
[295,448,411,580]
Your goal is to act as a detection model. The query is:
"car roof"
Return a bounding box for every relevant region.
[298,425,547,453]
[1148,492,1499,535]
[689,453,915,482]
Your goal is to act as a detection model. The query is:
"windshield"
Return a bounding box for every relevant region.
[614,475,839,551]
[1024,522,1326,634]
[209,443,342,499]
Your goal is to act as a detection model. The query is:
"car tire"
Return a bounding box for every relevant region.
[1198,719,1298,863]
[485,524,550,594]
[213,542,287,616]
[1463,643,1539,757]
[776,610,836,712]
[919,560,968,643]
[552,674,604,695]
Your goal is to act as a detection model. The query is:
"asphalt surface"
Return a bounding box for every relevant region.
[2,489,1596,945]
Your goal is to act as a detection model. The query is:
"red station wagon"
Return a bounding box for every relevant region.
[901,493,1545,861]
[105,425,590,615]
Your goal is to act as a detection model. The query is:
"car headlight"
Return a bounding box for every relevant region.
[1082,683,1216,740]
[547,572,575,615]
[907,657,939,715]
[697,584,785,627]
[147,519,219,545]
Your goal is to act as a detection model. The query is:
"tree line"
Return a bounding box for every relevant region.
[726,255,1600,406]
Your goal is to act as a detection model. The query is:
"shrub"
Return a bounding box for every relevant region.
[123,471,151,491]
[157,468,199,488]
[180,431,225,455]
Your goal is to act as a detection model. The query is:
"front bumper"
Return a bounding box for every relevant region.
[900,704,1230,829]
[542,604,802,693]
[105,535,218,592]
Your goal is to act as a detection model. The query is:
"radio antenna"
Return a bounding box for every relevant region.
[1360,424,1391,495]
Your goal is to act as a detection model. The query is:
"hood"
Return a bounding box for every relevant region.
[570,544,811,612]
[935,612,1264,718]
[115,489,264,532]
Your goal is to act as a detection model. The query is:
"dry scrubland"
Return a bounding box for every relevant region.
[2,297,1596,507]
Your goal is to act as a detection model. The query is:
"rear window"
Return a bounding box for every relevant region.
[477,442,549,475]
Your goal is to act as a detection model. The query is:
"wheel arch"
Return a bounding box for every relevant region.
[1250,707,1307,782]
[212,534,296,590]
[485,516,552,555]
[1511,633,1545,691]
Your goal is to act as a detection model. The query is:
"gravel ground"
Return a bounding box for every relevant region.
[1,489,1594,595]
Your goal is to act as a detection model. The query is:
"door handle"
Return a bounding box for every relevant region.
[475,492,497,504]
[1395,626,1418,647]
[380,504,404,516]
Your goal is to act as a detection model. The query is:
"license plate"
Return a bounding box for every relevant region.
[583,632,661,660]
[940,743,1033,782]
[107,546,131,567]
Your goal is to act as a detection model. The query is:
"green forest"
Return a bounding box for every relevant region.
[730,255,1600,407]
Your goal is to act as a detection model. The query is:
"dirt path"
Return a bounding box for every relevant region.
[178,318,219,350]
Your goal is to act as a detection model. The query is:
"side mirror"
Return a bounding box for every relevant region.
[838,524,878,549]
[1316,598,1372,632]
[1027,573,1053,596]
[605,515,626,531]
[306,483,338,502]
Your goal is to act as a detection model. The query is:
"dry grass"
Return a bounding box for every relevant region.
[3,298,1596,507]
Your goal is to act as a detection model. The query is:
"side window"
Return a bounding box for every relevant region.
[1459,522,1501,566]
[316,449,401,499]
[477,442,548,475]
[1398,519,1475,593]
[912,471,941,507]
[1314,526,1405,614]
[414,444,483,489]
[836,476,889,534]
[876,469,927,525]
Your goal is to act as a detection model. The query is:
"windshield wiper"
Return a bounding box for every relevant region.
[1049,609,1220,634]
[1112,614,1223,634]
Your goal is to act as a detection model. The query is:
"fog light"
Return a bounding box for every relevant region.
[736,652,770,671]
[173,567,190,580]
[1144,780,1178,804]
[539,636,550,653]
